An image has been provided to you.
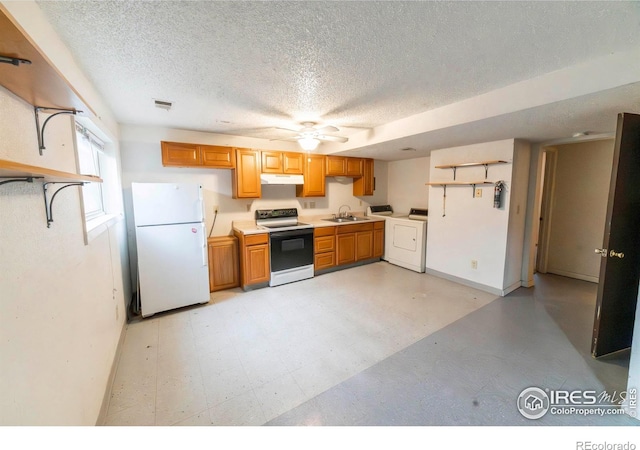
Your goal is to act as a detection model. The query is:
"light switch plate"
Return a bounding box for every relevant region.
[475,188,482,198]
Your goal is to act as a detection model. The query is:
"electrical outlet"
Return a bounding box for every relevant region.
[303,202,308,209]
[471,260,478,270]
[310,201,316,209]
[475,188,482,198]
[246,203,251,212]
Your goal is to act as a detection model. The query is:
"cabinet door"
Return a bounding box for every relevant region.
[373,222,384,258]
[346,158,363,176]
[356,230,373,261]
[261,151,283,173]
[336,233,356,265]
[282,152,304,174]
[201,145,234,168]
[208,237,239,291]
[326,156,346,176]
[245,244,270,285]
[296,154,326,197]
[234,148,261,198]
[161,141,201,167]
[353,158,374,196]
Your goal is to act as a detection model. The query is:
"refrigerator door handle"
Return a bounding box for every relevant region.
[201,223,208,267]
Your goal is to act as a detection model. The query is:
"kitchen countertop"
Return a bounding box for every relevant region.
[232,214,385,235]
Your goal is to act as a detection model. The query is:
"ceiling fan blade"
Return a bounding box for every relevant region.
[275,126,302,133]
[270,136,300,142]
[316,125,339,133]
[317,134,348,143]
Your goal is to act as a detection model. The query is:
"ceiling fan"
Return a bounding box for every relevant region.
[276,122,348,151]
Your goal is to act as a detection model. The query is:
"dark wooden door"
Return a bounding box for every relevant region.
[591,113,640,358]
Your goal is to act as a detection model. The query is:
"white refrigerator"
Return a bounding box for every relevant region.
[131,182,209,317]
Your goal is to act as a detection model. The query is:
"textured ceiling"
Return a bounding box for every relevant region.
[35,0,640,160]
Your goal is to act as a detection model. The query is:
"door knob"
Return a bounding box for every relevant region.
[609,250,625,259]
[595,248,607,257]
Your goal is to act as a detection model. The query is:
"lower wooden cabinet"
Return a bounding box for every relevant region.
[333,222,382,268]
[373,221,384,258]
[234,231,270,289]
[207,236,239,292]
[314,226,336,272]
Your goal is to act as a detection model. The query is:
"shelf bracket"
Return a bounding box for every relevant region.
[483,164,489,179]
[34,107,80,156]
[0,176,40,186]
[43,181,86,228]
[451,167,457,180]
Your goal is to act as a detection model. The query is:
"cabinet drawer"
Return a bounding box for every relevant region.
[314,235,335,253]
[244,233,269,246]
[315,252,335,271]
[314,226,335,237]
[335,223,374,234]
[374,221,385,230]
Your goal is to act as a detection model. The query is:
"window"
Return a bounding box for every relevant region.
[74,120,123,243]
[75,122,105,220]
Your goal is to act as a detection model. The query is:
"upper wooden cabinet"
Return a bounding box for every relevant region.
[161,141,234,168]
[353,158,375,196]
[161,141,201,166]
[296,154,326,197]
[261,151,303,174]
[201,145,235,168]
[326,156,363,177]
[233,148,261,198]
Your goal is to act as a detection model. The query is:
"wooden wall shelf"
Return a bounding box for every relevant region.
[435,160,508,180]
[0,8,92,114]
[0,159,102,183]
[0,158,102,228]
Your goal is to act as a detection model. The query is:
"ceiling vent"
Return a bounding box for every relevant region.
[400,147,416,152]
[154,99,173,110]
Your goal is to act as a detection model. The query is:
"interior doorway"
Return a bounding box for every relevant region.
[534,135,615,281]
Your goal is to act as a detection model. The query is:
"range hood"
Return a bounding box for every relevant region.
[260,174,304,185]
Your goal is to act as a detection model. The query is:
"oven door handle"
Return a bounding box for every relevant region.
[270,230,313,239]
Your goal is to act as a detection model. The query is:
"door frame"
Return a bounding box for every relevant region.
[525,133,614,285]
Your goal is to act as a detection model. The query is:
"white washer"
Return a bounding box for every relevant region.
[367,205,428,273]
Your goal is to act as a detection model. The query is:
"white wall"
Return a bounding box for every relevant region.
[0,88,126,425]
[0,1,128,425]
[387,156,430,213]
[545,140,614,282]
[119,124,388,282]
[425,139,529,295]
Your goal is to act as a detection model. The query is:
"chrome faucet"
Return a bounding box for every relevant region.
[338,204,351,218]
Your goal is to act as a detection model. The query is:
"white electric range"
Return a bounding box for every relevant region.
[367,205,428,273]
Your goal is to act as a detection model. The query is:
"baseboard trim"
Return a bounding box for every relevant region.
[548,269,599,283]
[96,320,127,426]
[424,268,527,297]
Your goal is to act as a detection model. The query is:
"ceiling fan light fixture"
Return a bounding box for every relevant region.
[298,136,320,151]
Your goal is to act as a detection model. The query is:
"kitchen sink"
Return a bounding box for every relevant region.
[322,216,371,223]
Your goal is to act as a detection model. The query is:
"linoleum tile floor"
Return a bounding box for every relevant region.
[104,262,638,426]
